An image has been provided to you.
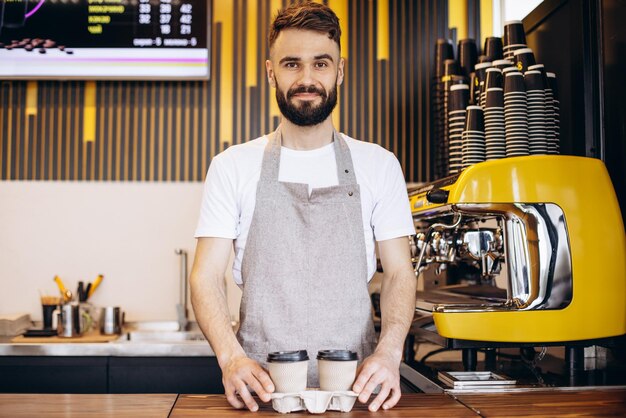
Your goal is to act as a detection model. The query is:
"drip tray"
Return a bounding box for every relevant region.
[438,371,517,389]
[271,390,358,414]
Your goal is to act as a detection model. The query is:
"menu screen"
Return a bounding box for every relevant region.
[0,0,210,79]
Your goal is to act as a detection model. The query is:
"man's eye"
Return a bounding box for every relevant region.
[285,62,298,68]
[315,61,328,68]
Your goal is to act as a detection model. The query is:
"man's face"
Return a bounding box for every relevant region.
[266,29,344,126]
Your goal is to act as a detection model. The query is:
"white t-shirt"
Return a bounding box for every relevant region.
[195,133,415,284]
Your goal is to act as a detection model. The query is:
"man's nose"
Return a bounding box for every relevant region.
[297,65,315,85]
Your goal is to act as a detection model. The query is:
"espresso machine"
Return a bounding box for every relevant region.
[405,155,626,388]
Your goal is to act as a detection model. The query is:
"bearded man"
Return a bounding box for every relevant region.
[190,2,416,413]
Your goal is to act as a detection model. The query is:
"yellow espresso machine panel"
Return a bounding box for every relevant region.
[410,155,626,343]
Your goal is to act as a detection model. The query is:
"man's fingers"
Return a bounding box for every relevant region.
[235,383,259,412]
[246,371,273,403]
[352,363,375,394]
[368,383,391,412]
[358,376,383,403]
[382,386,402,410]
[226,392,245,410]
[224,382,245,409]
[252,368,275,396]
[246,378,270,403]
[356,367,385,403]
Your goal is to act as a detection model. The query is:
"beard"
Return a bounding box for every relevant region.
[275,81,338,127]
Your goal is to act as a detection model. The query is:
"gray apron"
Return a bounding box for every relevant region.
[237,127,377,387]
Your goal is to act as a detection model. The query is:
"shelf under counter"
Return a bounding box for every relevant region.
[0,323,222,394]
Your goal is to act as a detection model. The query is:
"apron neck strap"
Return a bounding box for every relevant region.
[260,126,357,185]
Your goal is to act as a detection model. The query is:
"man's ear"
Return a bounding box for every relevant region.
[337,57,345,87]
[266,59,276,88]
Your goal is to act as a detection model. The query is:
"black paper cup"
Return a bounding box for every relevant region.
[514,48,536,73]
[503,20,527,47]
[485,67,503,90]
[504,72,526,94]
[465,105,484,132]
[450,84,470,111]
[458,38,478,77]
[524,70,545,91]
[435,39,455,78]
[485,87,504,108]
[547,72,559,100]
[484,36,503,61]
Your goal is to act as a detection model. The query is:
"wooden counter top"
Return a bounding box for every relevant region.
[454,388,626,417]
[0,394,176,418]
[1,389,624,417]
[170,393,477,417]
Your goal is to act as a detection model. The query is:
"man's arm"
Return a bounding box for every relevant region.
[352,236,416,412]
[190,237,274,411]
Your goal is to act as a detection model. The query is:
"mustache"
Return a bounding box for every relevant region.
[287,85,327,99]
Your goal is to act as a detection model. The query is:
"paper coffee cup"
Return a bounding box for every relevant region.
[267,350,309,393]
[317,350,358,391]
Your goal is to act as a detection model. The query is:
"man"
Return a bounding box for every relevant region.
[190,2,416,413]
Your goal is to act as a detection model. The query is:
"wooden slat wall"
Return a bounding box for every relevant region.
[0,0,447,182]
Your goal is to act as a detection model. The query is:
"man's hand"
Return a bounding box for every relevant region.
[222,355,275,412]
[352,351,401,412]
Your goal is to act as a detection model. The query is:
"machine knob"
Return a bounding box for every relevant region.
[426,188,449,204]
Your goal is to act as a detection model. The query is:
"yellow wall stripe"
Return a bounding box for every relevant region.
[215,2,234,146]
[328,0,349,59]
[377,0,389,60]
[480,0,493,48]
[246,0,258,87]
[26,81,38,116]
[449,0,468,39]
[83,81,97,142]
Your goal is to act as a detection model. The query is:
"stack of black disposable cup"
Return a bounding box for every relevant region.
[442,59,461,176]
[547,72,560,154]
[524,70,549,155]
[482,67,503,109]
[469,71,478,105]
[503,20,527,61]
[462,105,486,168]
[484,87,506,160]
[529,64,555,154]
[503,68,530,156]
[448,84,470,174]
[474,62,492,107]
[433,39,455,178]
[430,21,565,176]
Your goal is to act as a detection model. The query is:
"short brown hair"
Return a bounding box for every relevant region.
[269,2,341,50]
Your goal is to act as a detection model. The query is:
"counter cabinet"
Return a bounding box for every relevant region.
[0,356,223,394]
